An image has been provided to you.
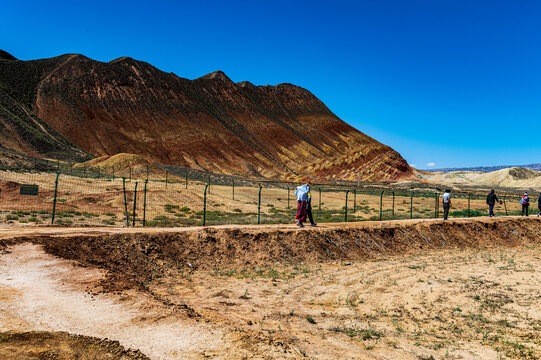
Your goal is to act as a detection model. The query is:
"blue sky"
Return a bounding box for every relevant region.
[1,0,539,169]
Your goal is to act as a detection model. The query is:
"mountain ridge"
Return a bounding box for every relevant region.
[426,164,541,173]
[0,50,413,181]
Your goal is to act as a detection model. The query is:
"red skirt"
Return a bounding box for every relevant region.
[296,200,307,223]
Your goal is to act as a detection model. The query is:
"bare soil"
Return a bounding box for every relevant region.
[0,218,540,359]
[0,331,149,359]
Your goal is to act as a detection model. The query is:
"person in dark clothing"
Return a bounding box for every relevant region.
[537,193,541,217]
[486,189,500,217]
[306,184,317,226]
[520,192,529,216]
[442,189,451,220]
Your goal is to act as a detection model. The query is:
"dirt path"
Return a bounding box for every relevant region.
[0,243,223,360]
[0,215,534,240]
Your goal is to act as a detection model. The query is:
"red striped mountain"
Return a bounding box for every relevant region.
[0,51,413,181]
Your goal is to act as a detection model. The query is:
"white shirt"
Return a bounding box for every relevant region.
[295,184,309,201]
[443,192,451,203]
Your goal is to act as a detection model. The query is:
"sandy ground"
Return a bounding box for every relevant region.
[0,219,540,359]
[0,243,224,359]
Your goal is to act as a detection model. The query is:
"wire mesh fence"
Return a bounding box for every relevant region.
[0,169,538,227]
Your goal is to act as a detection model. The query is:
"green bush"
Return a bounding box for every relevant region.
[450,209,487,217]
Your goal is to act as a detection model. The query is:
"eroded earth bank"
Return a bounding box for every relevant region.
[0,218,540,359]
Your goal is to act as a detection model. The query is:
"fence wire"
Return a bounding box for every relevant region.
[0,170,537,227]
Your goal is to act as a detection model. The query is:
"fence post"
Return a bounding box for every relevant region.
[435,192,439,218]
[203,184,209,226]
[122,177,129,227]
[257,185,262,224]
[165,170,168,188]
[129,166,132,181]
[410,191,414,219]
[468,194,471,217]
[345,190,349,222]
[379,191,384,221]
[504,195,508,215]
[353,190,356,212]
[132,182,138,227]
[287,187,290,209]
[319,188,321,210]
[51,171,60,224]
[143,179,148,226]
[392,191,395,218]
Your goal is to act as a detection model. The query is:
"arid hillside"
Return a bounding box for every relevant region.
[0,52,90,163]
[427,167,541,190]
[0,50,413,181]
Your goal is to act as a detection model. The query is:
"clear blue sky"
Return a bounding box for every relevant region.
[1,0,540,169]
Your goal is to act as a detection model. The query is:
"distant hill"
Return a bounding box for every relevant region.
[427,167,541,189]
[0,50,413,182]
[425,164,541,173]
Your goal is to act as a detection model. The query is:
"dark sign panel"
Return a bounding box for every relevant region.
[20,184,39,196]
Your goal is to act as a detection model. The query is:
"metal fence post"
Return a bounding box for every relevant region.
[132,182,138,227]
[165,170,168,188]
[504,195,508,215]
[410,191,414,219]
[379,191,384,221]
[392,191,395,218]
[51,171,60,224]
[122,177,129,227]
[257,185,262,224]
[353,190,357,212]
[143,179,148,226]
[203,184,209,226]
[435,192,439,218]
[345,190,349,222]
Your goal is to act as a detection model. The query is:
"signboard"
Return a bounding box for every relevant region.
[20,184,39,196]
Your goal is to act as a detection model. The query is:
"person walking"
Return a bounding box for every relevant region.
[537,193,541,217]
[520,192,529,216]
[442,189,452,220]
[486,189,500,217]
[306,184,317,227]
[295,183,310,227]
